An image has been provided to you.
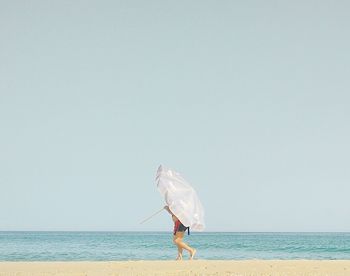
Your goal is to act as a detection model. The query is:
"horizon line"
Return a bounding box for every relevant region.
[1,230,349,233]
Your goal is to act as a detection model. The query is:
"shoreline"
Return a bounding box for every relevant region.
[1,260,350,275]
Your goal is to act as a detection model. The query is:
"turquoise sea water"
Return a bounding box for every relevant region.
[0,232,349,261]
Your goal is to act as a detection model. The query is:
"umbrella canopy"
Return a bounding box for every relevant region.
[156,165,205,231]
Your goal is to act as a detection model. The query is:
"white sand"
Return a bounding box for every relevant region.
[1,260,350,276]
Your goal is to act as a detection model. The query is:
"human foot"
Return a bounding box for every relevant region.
[176,254,183,260]
[189,249,196,260]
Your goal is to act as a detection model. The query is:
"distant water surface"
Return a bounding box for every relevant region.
[1,232,349,261]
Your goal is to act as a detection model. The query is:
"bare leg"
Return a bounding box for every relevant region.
[174,232,196,260]
[176,245,183,260]
[173,235,183,260]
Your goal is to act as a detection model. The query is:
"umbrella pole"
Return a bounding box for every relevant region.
[139,207,165,224]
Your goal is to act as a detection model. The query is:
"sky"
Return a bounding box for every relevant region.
[0,0,349,232]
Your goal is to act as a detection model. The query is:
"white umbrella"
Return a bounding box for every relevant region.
[155,165,205,231]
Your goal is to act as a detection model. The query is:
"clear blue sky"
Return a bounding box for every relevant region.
[1,0,349,232]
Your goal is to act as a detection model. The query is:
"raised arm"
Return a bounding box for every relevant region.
[163,205,173,215]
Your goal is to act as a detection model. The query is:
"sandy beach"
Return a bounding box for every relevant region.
[0,260,349,276]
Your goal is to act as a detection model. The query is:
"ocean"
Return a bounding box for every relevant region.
[1,232,349,261]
